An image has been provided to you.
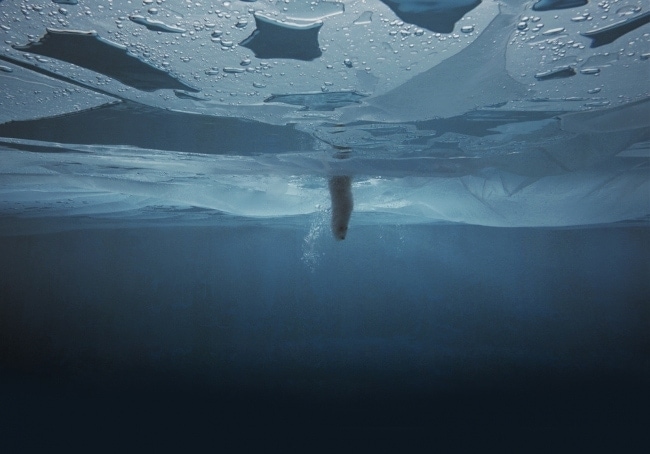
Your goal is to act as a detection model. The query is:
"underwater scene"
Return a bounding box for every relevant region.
[0,0,648,441]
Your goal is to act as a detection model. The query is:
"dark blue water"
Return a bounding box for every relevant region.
[1,221,648,439]
[1,0,649,446]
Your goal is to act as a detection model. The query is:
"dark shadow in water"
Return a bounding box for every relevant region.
[13,29,198,92]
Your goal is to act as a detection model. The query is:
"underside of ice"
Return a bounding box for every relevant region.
[0,0,648,230]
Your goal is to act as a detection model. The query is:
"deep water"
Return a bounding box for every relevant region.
[1,0,649,445]
[1,220,648,435]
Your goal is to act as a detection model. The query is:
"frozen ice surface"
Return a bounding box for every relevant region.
[0,97,647,228]
[12,28,199,92]
[0,0,648,227]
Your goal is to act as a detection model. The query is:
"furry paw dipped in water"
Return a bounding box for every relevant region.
[328,175,353,240]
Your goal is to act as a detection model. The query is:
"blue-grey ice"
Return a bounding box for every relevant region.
[0,0,647,228]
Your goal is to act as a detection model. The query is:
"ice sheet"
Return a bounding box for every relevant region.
[0,98,647,229]
[0,0,648,231]
[0,0,499,123]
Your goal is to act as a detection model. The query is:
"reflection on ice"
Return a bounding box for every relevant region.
[0,97,647,229]
[0,142,647,229]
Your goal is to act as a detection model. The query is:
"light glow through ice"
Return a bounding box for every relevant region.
[0,0,648,230]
